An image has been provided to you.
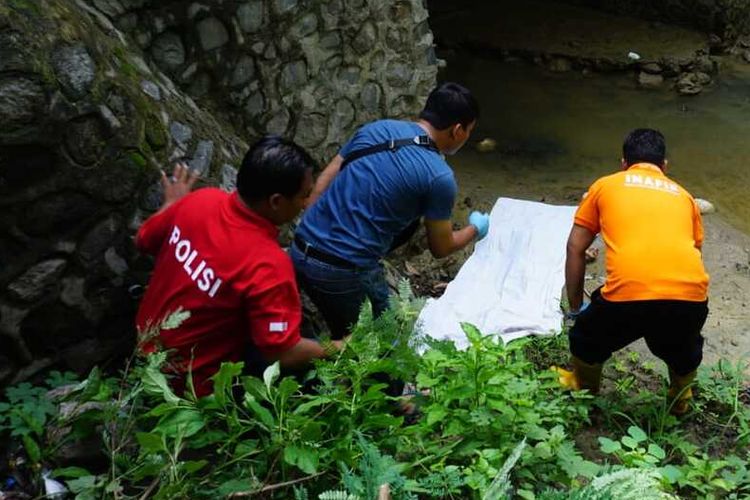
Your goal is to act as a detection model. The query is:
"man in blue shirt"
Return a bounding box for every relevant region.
[292,82,488,339]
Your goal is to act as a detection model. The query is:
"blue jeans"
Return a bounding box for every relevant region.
[291,245,390,340]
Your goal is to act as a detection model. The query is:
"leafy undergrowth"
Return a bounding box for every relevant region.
[1,283,749,499]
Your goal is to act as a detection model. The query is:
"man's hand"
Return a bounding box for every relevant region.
[565,301,590,320]
[159,162,199,211]
[468,211,490,240]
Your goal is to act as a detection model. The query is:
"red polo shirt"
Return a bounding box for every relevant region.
[135,188,301,396]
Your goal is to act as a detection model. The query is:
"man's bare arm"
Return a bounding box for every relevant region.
[307,154,344,207]
[565,224,596,312]
[268,337,346,369]
[424,219,477,258]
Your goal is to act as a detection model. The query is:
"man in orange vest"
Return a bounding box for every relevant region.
[557,128,709,415]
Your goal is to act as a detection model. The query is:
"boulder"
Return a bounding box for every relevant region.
[51,44,96,100]
[637,71,664,88]
[197,17,229,51]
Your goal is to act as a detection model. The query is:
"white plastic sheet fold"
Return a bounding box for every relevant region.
[417,197,577,349]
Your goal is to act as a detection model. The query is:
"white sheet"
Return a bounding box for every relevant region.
[417,197,577,349]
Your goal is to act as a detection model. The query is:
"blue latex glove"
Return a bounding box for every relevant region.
[469,211,490,240]
[566,301,590,320]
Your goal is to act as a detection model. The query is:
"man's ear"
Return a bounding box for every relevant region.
[450,123,462,139]
[662,159,669,173]
[620,158,628,170]
[268,193,284,211]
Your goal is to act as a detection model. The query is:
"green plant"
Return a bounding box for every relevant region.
[598,426,666,468]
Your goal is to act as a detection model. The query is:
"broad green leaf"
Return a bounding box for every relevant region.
[217,479,256,496]
[141,356,181,405]
[293,398,328,415]
[136,432,165,453]
[235,440,259,456]
[155,408,205,438]
[598,437,621,454]
[22,434,41,463]
[426,406,448,426]
[263,362,281,392]
[621,436,639,449]
[243,394,274,428]
[52,466,91,479]
[283,445,319,474]
[627,425,648,443]
[182,460,208,474]
[647,443,666,460]
[211,362,244,406]
[66,475,99,493]
[461,323,483,346]
[659,465,683,483]
[278,376,300,401]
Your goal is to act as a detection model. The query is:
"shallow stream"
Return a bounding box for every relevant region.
[444,54,750,235]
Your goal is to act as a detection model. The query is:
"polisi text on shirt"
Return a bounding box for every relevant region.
[169,225,222,297]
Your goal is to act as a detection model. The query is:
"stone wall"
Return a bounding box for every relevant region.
[0,0,438,385]
[97,0,439,162]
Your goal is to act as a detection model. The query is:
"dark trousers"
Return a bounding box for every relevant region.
[569,288,709,376]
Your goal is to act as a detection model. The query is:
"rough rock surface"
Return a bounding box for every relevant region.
[0,0,439,386]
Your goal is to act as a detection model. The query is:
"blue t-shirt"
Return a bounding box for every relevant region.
[296,120,457,268]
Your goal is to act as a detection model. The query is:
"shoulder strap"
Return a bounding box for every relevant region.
[340,135,437,170]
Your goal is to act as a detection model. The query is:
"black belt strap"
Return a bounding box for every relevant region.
[294,235,359,270]
[340,135,437,170]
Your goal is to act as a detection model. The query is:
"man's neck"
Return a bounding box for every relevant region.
[241,196,279,226]
[416,119,449,153]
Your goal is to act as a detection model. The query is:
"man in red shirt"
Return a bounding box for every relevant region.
[135,136,341,396]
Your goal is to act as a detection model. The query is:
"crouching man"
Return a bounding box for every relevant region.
[135,136,342,397]
[558,128,710,415]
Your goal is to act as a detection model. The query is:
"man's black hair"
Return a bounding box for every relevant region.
[418,82,479,131]
[237,135,316,202]
[623,128,666,167]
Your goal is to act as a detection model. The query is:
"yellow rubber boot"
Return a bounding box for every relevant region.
[553,356,603,394]
[667,369,696,416]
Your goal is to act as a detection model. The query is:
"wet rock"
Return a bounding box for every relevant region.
[294,113,328,148]
[352,22,377,55]
[221,163,237,191]
[290,13,318,39]
[150,32,185,71]
[330,98,355,131]
[386,61,411,86]
[98,104,122,131]
[21,192,99,236]
[140,79,161,100]
[169,121,193,145]
[476,138,497,153]
[104,247,128,276]
[693,55,717,75]
[197,17,229,51]
[637,71,664,88]
[244,91,265,118]
[659,57,681,77]
[360,81,382,113]
[695,198,716,214]
[274,0,298,15]
[676,73,704,96]
[547,57,572,73]
[52,44,96,100]
[93,0,125,17]
[237,1,264,33]
[140,180,164,211]
[230,55,256,87]
[78,216,122,264]
[640,62,662,74]
[0,77,45,131]
[743,51,750,64]
[64,115,108,166]
[279,60,308,93]
[266,107,291,135]
[7,259,67,303]
[188,140,214,176]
